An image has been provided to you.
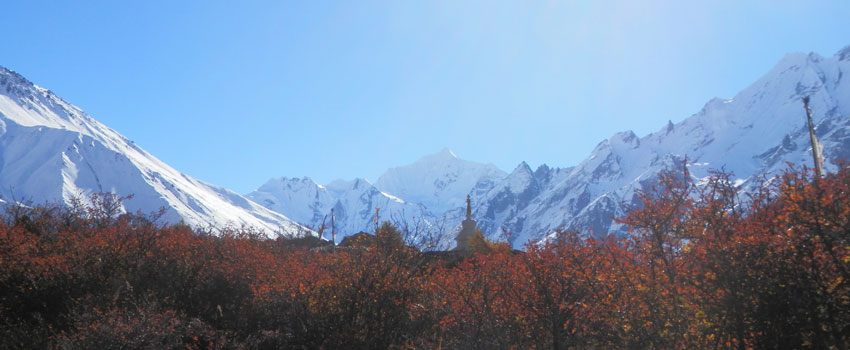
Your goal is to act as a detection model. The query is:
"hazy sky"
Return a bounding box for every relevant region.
[2,1,849,193]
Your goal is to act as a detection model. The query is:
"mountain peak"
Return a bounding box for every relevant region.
[611,130,639,147]
[0,66,49,102]
[0,65,29,84]
[439,147,457,158]
[375,149,506,214]
[418,148,459,163]
[326,178,372,192]
[398,148,463,168]
[0,66,38,102]
[837,45,850,61]
[513,161,533,174]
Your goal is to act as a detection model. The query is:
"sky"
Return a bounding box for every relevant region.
[2,1,849,193]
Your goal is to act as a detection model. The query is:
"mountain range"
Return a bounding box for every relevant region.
[1,45,848,248]
[249,45,850,248]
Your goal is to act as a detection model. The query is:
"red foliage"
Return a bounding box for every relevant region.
[1,164,849,349]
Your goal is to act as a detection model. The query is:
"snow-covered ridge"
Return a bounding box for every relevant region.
[374,148,506,215]
[12,44,838,247]
[250,45,850,249]
[467,45,850,248]
[247,148,507,246]
[0,66,310,237]
[247,176,430,243]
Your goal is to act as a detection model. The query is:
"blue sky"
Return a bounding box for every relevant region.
[2,1,849,193]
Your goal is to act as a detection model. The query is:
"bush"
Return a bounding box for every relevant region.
[1,164,849,350]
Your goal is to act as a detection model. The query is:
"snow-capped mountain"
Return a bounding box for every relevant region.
[374,148,506,215]
[0,66,309,236]
[470,45,850,248]
[245,46,849,249]
[250,46,850,249]
[246,177,431,243]
[247,149,506,246]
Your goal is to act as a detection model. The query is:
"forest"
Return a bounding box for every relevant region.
[1,163,849,349]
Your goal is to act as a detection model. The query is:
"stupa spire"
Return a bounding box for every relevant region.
[454,194,479,251]
[466,195,472,220]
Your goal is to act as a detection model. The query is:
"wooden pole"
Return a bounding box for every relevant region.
[331,208,336,249]
[803,96,825,178]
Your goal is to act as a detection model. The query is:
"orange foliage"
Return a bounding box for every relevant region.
[1,163,849,349]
